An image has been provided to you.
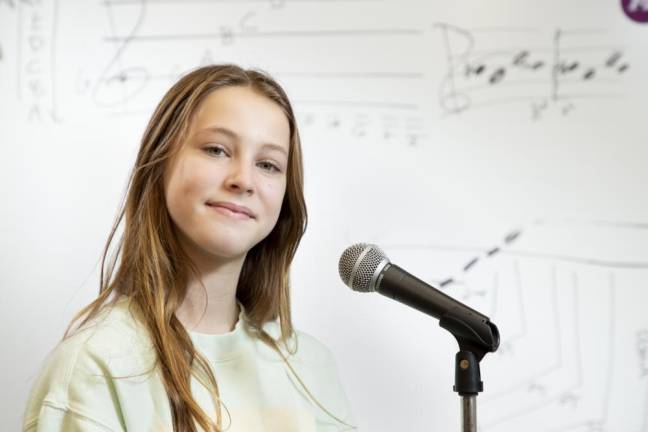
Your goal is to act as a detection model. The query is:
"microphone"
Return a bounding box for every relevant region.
[338,243,499,356]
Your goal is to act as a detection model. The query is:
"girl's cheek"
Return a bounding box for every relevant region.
[261,180,286,207]
[192,164,220,188]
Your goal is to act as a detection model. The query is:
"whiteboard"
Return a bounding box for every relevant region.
[2,0,647,431]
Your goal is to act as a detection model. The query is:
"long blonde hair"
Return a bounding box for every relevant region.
[63,64,353,431]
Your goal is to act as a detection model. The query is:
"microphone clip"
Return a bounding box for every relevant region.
[439,311,500,396]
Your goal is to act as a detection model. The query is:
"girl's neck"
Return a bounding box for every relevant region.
[176,255,246,335]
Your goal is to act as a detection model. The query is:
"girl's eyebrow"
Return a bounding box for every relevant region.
[200,125,288,156]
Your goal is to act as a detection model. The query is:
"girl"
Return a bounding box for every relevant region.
[22,64,356,432]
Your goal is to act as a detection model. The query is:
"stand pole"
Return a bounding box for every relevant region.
[453,350,483,431]
[437,305,500,431]
[461,395,476,432]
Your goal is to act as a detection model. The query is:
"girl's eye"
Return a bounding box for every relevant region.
[205,146,227,156]
[258,161,281,173]
[205,146,281,173]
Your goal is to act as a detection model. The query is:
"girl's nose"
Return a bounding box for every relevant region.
[225,159,254,194]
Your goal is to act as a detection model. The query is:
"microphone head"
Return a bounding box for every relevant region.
[338,243,390,292]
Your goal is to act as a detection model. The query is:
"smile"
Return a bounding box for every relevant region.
[207,204,254,220]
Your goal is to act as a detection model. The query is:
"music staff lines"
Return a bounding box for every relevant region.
[103,28,422,42]
[455,78,622,93]
[103,0,384,4]
[435,23,632,118]
[273,71,426,79]
[448,46,626,63]
[137,71,425,80]
[294,99,419,110]
[449,27,610,36]
[102,97,420,118]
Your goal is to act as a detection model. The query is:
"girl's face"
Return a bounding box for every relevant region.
[163,85,290,263]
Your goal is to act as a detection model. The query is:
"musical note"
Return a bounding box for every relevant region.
[219,25,234,45]
[435,23,630,118]
[527,382,548,396]
[531,99,548,120]
[327,115,341,128]
[605,50,629,73]
[93,0,148,107]
[513,50,545,70]
[94,66,150,106]
[558,391,581,408]
[380,114,398,142]
[269,0,286,9]
[561,101,575,115]
[407,133,420,147]
[351,115,370,138]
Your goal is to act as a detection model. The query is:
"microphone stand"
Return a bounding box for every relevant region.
[439,312,500,432]
[361,260,499,431]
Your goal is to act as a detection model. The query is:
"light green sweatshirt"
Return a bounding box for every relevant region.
[22,297,356,431]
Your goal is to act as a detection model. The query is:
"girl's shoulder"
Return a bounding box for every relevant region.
[23,297,158,431]
[31,296,157,387]
[63,296,156,364]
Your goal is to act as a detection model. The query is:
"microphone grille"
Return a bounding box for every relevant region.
[338,243,389,292]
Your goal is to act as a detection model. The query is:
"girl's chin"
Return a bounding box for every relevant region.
[202,241,253,261]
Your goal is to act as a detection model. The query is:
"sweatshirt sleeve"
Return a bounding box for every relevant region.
[25,402,117,432]
[22,335,127,432]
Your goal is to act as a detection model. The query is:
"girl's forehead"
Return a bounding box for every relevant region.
[188,87,290,145]
[194,87,278,120]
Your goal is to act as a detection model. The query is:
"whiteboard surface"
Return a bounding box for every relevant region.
[1,1,647,431]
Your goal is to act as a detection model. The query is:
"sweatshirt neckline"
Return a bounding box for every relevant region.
[113,296,251,363]
[187,301,250,362]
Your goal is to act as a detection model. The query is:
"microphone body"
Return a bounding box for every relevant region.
[377,263,489,322]
[339,243,499,354]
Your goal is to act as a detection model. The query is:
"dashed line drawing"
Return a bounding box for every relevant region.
[381,219,648,432]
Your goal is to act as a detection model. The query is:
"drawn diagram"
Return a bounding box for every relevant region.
[6,1,640,141]
[435,24,631,120]
[6,0,428,146]
[3,2,648,432]
[11,0,58,122]
[383,219,648,432]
